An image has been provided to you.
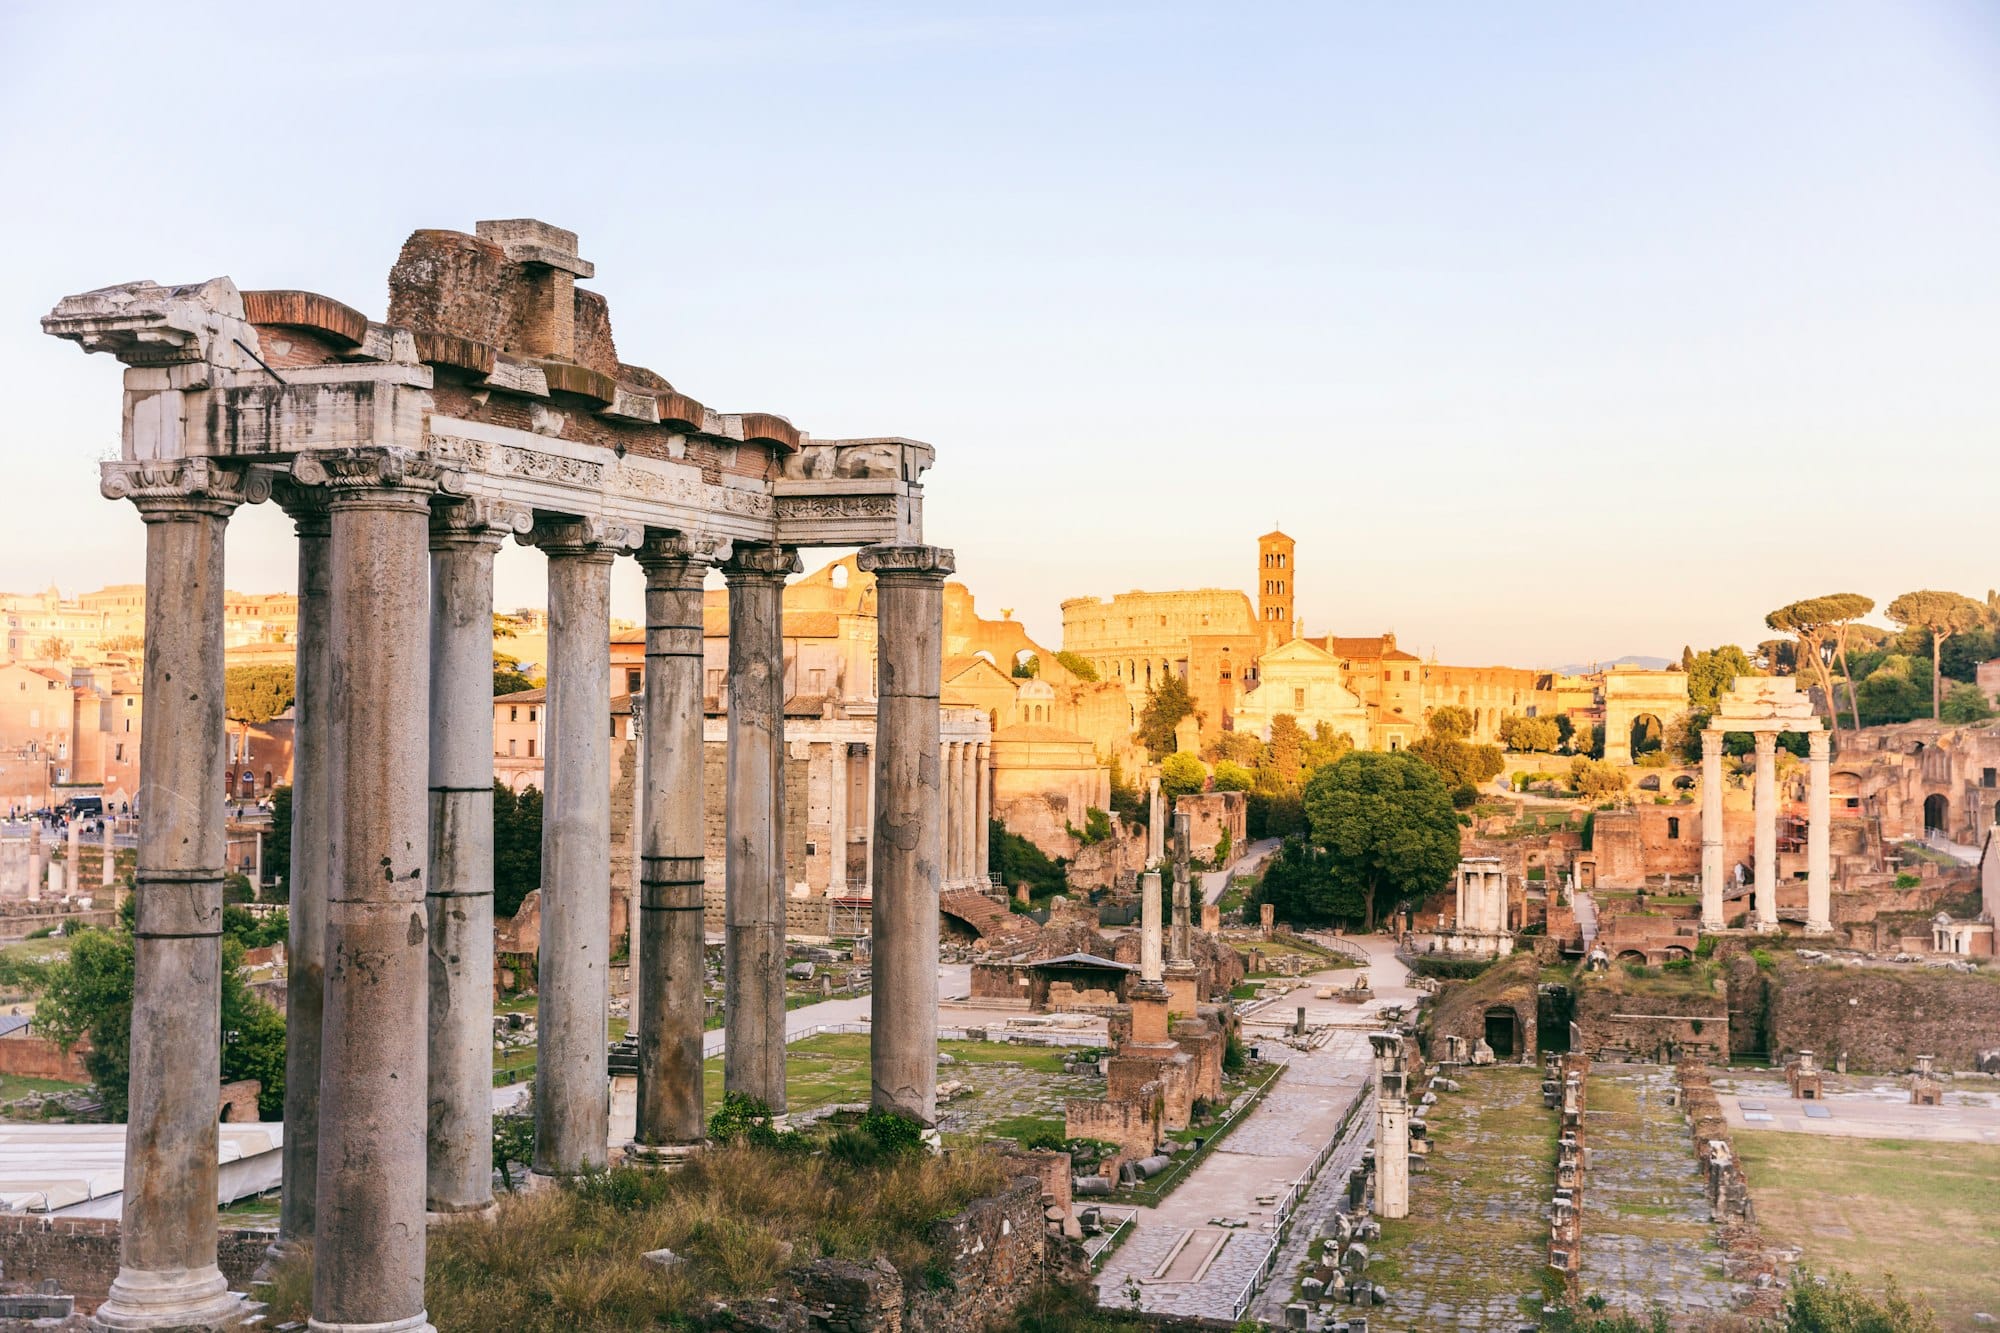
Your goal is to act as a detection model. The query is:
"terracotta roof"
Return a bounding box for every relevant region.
[496,687,546,703]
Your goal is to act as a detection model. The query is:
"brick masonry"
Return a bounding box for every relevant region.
[0,1217,273,1312]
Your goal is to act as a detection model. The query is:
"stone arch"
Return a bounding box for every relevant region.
[1923,792,1950,834]
[1615,949,1648,964]
[1629,713,1663,758]
[1482,1006,1519,1059]
[1661,945,1693,962]
[830,563,849,589]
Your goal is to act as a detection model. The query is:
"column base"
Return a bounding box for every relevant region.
[91,1267,253,1331]
[1699,917,1724,933]
[1804,920,1833,936]
[426,1200,498,1226]
[307,1314,434,1333]
[251,1236,305,1284]
[623,1139,705,1169]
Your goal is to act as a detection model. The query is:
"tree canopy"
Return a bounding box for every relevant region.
[1408,710,1503,791]
[1686,645,1754,714]
[1939,681,1995,725]
[1211,760,1255,792]
[494,653,537,696]
[1136,672,1197,759]
[224,665,295,724]
[1051,650,1098,682]
[1299,751,1460,931]
[493,782,544,921]
[1159,751,1207,803]
[1499,713,1561,753]
[1767,594,1874,735]
[1886,590,1986,721]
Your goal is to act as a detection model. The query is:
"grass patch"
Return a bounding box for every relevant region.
[261,1143,1009,1332]
[1732,1132,2000,1326]
[0,1073,83,1103]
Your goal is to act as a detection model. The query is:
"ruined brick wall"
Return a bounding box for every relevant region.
[1756,961,2000,1071]
[1065,1091,1160,1158]
[0,1219,272,1312]
[904,1176,1050,1332]
[0,1035,89,1082]
[1175,792,1246,862]
[1572,983,1728,1062]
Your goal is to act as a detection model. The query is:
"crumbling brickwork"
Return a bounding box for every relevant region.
[0,1219,272,1313]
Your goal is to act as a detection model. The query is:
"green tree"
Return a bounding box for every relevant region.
[1159,751,1206,803]
[1571,722,1602,758]
[1426,705,1473,740]
[1569,756,1629,801]
[224,665,296,725]
[1136,672,1197,759]
[263,784,293,901]
[1108,758,1147,830]
[1782,1268,1937,1332]
[1886,590,1985,721]
[1251,836,1366,927]
[1267,714,1306,787]
[493,654,536,696]
[1011,654,1039,679]
[492,782,543,921]
[1498,713,1559,752]
[1301,722,1354,775]
[1767,594,1875,737]
[1205,731,1266,767]
[1300,751,1460,931]
[990,820,1067,898]
[1211,760,1254,792]
[1939,681,1995,724]
[1686,645,1754,713]
[1051,650,1098,682]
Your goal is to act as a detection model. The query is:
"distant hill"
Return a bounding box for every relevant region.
[1546,654,1674,675]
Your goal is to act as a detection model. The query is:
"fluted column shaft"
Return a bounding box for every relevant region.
[634,535,720,1148]
[975,742,990,884]
[1806,729,1832,934]
[862,544,952,1125]
[426,502,519,1213]
[1753,732,1778,930]
[312,453,437,1333]
[532,521,621,1177]
[276,486,331,1252]
[828,742,849,895]
[723,545,798,1113]
[1699,729,1725,931]
[95,460,254,1332]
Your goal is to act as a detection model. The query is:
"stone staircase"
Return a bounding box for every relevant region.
[939,888,1039,951]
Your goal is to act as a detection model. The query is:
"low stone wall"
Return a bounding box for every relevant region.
[0,1217,273,1312]
[1675,1062,1781,1315]
[1751,960,2000,1071]
[1572,982,1728,1063]
[0,1035,88,1082]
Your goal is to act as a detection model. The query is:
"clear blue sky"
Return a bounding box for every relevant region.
[3,2,1995,666]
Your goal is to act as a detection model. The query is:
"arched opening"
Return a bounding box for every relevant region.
[1615,949,1648,965]
[1661,945,1692,962]
[1630,713,1664,758]
[1482,1006,1519,1060]
[1923,793,1950,835]
[830,564,849,589]
[1673,774,1696,791]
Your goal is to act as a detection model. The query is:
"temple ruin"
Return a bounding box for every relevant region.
[43,219,953,1333]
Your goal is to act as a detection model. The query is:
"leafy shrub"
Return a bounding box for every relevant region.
[1694,935,1717,959]
[1895,872,1922,889]
[1752,948,1775,972]
[1661,958,1693,973]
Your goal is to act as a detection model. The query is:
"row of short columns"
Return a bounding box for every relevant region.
[941,739,990,886]
[98,451,952,1333]
[1699,727,1832,935]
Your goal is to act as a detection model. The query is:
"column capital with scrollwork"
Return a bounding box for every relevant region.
[101,457,269,521]
[721,542,802,583]
[431,495,534,552]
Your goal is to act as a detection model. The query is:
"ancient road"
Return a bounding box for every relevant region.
[1093,935,1416,1322]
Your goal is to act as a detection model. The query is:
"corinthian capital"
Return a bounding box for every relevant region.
[857,543,954,580]
[432,496,534,550]
[720,543,802,583]
[291,446,442,494]
[524,515,643,558]
[101,457,270,518]
[636,529,732,572]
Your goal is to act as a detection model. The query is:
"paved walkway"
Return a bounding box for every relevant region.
[1202,837,1282,906]
[1094,935,1416,1321]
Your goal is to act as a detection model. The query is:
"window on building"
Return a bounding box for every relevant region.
[510,706,518,722]
[811,668,825,692]
[1403,670,1411,682]
[1294,688,1306,709]
[529,708,538,722]
[508,739,517,757]
[626,669,642,694]
[1667,817,1681,840]
[124,719,131,733]
[114,743,124,762]
[1985,768,1997,789]
[527,738,536,758]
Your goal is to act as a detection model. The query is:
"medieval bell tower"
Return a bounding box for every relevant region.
[1258,529,1297,647]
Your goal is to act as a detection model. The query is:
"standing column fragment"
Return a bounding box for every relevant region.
[861,544,953,1125]
[633,533,724,1153]
[1699,729,1725,932]
[723,545,799,1114]
[426,500,523,1215]
[1806,729,1832,934]
[311,450,438,1333]
[93,459,257,1333]
[275,483,331,1256]
[1753,732,1778,930]
[530,519,627,1178]
[974,742,990,885]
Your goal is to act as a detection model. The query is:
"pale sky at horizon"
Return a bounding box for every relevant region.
[2,2,1995,669]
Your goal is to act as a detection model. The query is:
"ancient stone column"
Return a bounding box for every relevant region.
[530,518,626,1177]
[1139,869,1163,983]
[1699,729,1725,932]
[861,544,952,1125]
[100,814,114,888]
[861,742,877,895]
[1147,778,1164,864]
[961,743,978,884]
[426,499,523,1215]
[274,482,331,1254]
[827,742,849,896]
[310,450,438,1333]
[1752,732,1778,930]
[1806,729,1832,935]
[1170,812,1192,964]
[1370,1032,1410,1220]
[26,826,40,904]
[633,533,722,1154]
[66,819,79,895]
[974,742,990,885]
[723,544,799,1114]
[93,459,259,1332]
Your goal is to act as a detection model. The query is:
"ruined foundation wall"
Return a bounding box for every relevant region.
[1754,961,2000,1071]
[0,1218,273,1313]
